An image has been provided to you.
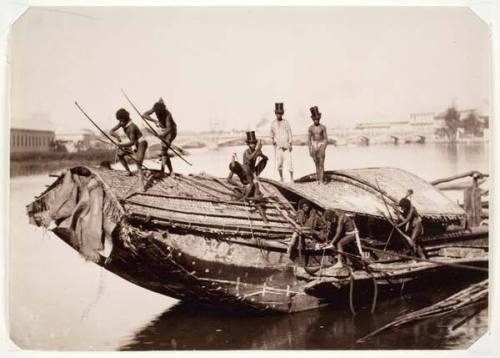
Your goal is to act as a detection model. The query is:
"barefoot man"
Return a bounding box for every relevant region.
[307,106,328,184]
[270,102,293,182]
[142,98,177,176]
[110,108,148,191]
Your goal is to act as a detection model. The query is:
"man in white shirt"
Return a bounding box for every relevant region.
[270,102,293,182]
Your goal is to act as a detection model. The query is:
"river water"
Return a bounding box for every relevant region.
[8,142,489,350]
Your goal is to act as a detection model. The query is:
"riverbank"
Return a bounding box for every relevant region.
[10,149,116,177]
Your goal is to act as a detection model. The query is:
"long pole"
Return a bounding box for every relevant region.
[120,89,192,166]
[366,246,488,272]
[74,101,148,170]
[431,171,489,186]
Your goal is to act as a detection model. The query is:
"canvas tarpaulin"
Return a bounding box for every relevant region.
[27,169,117,262]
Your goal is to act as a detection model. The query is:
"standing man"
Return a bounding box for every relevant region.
[142,98,177,176]
[270,102,293,182]
[308,106,328,184]
[110,108,148,191]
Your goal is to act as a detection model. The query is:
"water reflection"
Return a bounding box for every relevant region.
[120,278,487,350]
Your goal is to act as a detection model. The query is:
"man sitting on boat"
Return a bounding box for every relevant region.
[227,154,269,223]
[110,108,148,191]
[287,199,321,260]
[396,195,427,259]
[323,209,364,269]
[243,131,268,176]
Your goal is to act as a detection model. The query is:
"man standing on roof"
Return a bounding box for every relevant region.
[142,98,177,176]
[270,102,294,182]
[110,108,148,191]
[243,131,268,177]
[308,106,328,184]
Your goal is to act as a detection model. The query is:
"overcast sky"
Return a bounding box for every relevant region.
[10,6,490,134]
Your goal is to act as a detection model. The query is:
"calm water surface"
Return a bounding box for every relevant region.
[9,142,489,350]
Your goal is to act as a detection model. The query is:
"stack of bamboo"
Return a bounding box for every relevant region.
[357,279,488,342]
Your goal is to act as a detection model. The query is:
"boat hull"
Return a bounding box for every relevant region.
[52,221,488,314]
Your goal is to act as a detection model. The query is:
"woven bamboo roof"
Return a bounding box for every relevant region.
[89,168,296,234]
[35,166,463,236]
[279,167,465,220]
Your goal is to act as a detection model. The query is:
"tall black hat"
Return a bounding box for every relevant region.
[245,131,258,144]
[275,102,284,114]
[310,106,321,119]
[116,108,130,121]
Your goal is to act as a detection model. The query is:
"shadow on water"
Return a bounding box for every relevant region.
[119,276,487,350]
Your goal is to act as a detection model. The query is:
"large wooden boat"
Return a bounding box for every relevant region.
[26,166,488,313]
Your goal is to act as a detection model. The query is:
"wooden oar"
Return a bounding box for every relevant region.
[120,89,192,166]
[74,101,149,170]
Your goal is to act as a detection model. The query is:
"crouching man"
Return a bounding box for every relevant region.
[227,154,269,224]
[110,108,148,191]
[323,209,364,268]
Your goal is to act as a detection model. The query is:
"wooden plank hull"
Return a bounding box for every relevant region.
[52,221,488,314]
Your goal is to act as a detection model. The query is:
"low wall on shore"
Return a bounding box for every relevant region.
[10,149,116,177]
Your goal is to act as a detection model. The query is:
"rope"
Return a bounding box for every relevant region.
[243,200,270,263]
[80,267,106,321]
[318,247,328,278]
[348,269,357,315]
[370,275,379,313]
[383,227,395,251]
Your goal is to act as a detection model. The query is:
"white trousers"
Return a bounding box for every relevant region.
[276,147,293,171]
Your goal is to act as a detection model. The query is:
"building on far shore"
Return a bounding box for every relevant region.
[353,121,409,137]
[11,128,55,153]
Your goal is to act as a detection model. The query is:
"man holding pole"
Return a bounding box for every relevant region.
[110,108,148,191]
[142,98,177,176]
[270,102,293,182]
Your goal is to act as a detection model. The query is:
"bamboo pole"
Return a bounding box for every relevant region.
[366,246,488,272]
[431,171,488,186]
[74,101,149,170]
[120,89,192,166]
[357,279,488,342]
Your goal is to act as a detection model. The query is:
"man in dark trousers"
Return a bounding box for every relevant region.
[110,108,148,191]
[142,98,177,176]
[243,131,268,177]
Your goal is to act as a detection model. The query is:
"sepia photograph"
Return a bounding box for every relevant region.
[6,4,491,351]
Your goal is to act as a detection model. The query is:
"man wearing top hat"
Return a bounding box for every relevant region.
[243,131,268,176]
[270,102,294,182]
[308,106,328,184]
